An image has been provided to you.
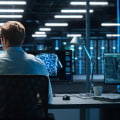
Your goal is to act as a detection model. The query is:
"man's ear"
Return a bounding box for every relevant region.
[1,36,6,45]
[1,36,9,51]
[1,36,4,44]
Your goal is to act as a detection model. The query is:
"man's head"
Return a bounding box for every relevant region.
[0,21,25,50]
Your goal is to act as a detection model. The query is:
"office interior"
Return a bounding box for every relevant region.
[0,0,120,120]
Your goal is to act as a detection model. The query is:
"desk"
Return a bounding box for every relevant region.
[49,94,120,120]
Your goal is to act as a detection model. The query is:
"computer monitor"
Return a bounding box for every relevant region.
[26,50,73,82]
[104,53,120,84]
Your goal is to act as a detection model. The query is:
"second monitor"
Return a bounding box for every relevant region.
[104,53,120,84]
[26,50,73,82]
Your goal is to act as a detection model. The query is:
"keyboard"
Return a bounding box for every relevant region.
[93,93,120,102]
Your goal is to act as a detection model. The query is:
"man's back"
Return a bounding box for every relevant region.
[0,47,52,104]
[0,47,48,75]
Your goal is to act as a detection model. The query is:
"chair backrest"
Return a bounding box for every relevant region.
[0,75,48,119]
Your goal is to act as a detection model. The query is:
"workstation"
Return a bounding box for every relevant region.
[0,0,120,120]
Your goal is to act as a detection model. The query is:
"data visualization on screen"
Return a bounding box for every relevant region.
[26,50,73,82]
[104,53,120,84]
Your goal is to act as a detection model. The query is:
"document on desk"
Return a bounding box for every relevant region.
[93,93,120,102]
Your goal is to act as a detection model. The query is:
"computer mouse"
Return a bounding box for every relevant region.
[62,95,70,100]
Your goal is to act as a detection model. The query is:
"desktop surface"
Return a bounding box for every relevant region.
[49,93,120,109]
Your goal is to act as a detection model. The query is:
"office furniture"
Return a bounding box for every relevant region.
[49,94,120,120]
[0,75,48,119]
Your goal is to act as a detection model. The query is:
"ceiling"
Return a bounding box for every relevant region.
[0,0,118,45]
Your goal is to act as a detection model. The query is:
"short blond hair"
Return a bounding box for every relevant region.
[0,21,25,46]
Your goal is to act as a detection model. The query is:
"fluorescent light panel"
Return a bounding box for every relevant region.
[0,15,22,18]
[106,34,120,37]
[32,34,47,37]
[54,15,83,18]
[0,9,24,13]
[70,2,108,5]
[0,1,26,5]
[67,34,82,37]
[39,28,51,31]
[101,23,120,26]
[61,9,94,13]
[45,23,68,27]
[71,2,86,5]
[90,2,108,5]
[35,32,46,34]
[0,23,4,25]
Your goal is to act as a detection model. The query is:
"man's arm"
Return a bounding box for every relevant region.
[40,61,53,104]
[35,57,53,104]
[48,76,53,104]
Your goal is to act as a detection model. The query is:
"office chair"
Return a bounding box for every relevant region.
[0,75,48,120]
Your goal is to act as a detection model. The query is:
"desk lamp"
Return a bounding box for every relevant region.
[70,36,95,95]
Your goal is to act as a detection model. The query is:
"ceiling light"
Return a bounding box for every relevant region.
[106,34,120,37]
[0,1,26,5]
[32,34,47,37]
[35,32,46,34]
[67,34,82,37]
[0,15,22,18]
[0,9,24,13]
[101,23,120,26]
[0,23,4,25]
[71,2,86,5]
[45,23,68,27]
[39,28,51,31]
[54,15,83,18]
[70,2,108,6]
[90,2,108,5]
[61,9,94,13]
[0,15,23,18]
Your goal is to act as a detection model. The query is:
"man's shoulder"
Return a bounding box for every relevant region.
[25,53,49,76]
[25,53,45,65]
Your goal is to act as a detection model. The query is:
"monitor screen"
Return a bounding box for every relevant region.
[26,50,73,82]
[104,53,120,84]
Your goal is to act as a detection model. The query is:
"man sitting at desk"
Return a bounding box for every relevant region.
[0,21,52,103]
